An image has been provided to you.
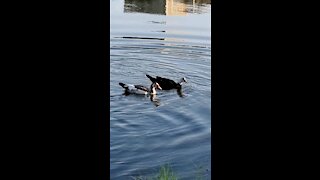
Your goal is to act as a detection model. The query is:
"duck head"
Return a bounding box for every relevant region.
[154,82,162,90]
[178,77,187,84]
[150,82,162,94]
[176,77,187,89]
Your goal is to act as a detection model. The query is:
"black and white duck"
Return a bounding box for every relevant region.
[119,81,162,95]
[146,74,187,90]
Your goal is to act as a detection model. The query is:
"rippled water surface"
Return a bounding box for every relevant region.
[110,0,211,179]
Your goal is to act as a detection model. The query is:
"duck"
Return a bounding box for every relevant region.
[146,74,187,90]
[119,81,162,95]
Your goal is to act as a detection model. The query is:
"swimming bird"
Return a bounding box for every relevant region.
[146,74,187,90]
[119,82,162,95]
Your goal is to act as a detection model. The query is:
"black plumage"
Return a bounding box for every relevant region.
[146,74,187,90]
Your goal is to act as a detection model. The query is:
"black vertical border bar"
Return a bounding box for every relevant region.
[212,0,222,179]
[100,0,110,179]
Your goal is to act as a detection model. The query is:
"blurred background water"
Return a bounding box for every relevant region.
[110,0,211,179]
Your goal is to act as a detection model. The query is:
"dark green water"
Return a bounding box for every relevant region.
[110,0,211,179]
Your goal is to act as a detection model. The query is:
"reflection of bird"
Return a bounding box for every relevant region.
[119,82,162,95]
[146,74,187,90]
[150,94,161,107]
[177,89,184,97]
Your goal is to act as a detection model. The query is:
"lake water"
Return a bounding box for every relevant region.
[110,0,211,179]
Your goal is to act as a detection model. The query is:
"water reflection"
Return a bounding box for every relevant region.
[177,89,185,97]
[121,91,184,107]
[115,36,165,41]
[152,89,185,106]
[124,0,211,16]
[150,94,161,107]
[121,93,161,107]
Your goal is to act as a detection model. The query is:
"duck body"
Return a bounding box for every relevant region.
[146,74,187,90]
[119,82,162,95]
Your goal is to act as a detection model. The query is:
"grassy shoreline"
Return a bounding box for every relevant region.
[131,164,208,180]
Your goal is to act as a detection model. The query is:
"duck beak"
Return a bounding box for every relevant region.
[153,82,162,90]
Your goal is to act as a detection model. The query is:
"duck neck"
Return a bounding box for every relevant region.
[150,83,156,94]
